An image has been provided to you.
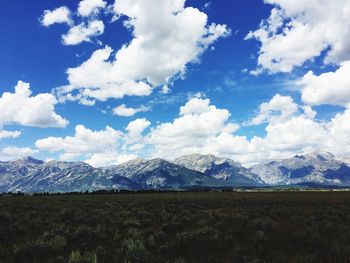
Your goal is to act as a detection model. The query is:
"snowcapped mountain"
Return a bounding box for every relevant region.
[0,151,349,192]
[174,154,240,174]
[341,157,350,165]
[250,151,350,185]
[0,158,138,193]
[0,156,44,191]
[174,154,263,186]
[107,158,215,189]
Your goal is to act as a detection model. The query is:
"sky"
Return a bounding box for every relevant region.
[0,0,350,167]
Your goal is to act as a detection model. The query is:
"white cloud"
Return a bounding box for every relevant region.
[144,95,350,166]
[41,3,106,46]
[0,81,68,130]
[65,46,153,100]
[35,123,147,167]
[58,0,230,102]
[41,6,72,27]
[246,94,298,125]
[300,60,350,106]
[113,104,149,117]
[78,0,107,17]
[148,97,236,159]
[33,95,350,167]
[62,20,104,46]
[35,125,122,158]
[246,0,350,73]
[0,147,37,161]
[126,118,151,144]
[0,130,21,140]
[326,107,350,158]
[146,97,255,162]
[161,85,170,94]
[85,152,136,167]
[179,97,214,115]
[203,2,211,10]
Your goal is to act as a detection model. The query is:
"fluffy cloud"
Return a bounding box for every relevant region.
[62,20,104,45]
[59,0,230,102]
[148,97,236,158]
[41,6,72,27]
[35,125,122,159]
[64,46,153,100]
[0,147,37,161]
[113,104,149,117]
[33,95,350,167]
[78,0,107,17]
[0,130,21,140]
[326,108,350,157]
[145,96,350,166]
[85,152,137,167]
[126,118,151,144]
[0,81,68,130]
[300,61,350,106]
[246,94,298,125]
[246,0,350,73]
[41,2,106,46]
[146,97,258,163]
[35,122,147,167]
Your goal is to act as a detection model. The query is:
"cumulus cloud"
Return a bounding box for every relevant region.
[58,0,230,102]
[0,81,68,130]
[0,147,37,161]
[126,118,151,145]
[35,122,148,167]
[64,46,153,100]
[145,95,350,166]
[325,107,350,157]
[246,0,350,73]
[33,95,350,167]
[300,61,350,106]
[35,125,122,159]
[113,104,149,117]
[41,6,72,27]
[0,130,21,140]
[246,94,298,125]
[41,2,106,46]
[77,0,107,17]
[85,152,137,167]
[148,97,237,158]
[62,20,104,45]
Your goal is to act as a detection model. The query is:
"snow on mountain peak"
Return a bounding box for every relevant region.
[305,151,335,160]
[14,156,44,165]
[1,151,349,192]
[251,151,346,185]
[174,153,240,173]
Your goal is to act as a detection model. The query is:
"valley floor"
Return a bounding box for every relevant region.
[1,192,350,262]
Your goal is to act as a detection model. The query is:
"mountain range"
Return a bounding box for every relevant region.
[1,152,350,193]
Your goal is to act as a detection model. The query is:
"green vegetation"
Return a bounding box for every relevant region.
[1,191,350,262]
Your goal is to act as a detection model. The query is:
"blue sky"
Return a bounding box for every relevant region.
[1,0,350,166]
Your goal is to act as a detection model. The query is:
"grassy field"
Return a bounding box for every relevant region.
[1,191,350,262]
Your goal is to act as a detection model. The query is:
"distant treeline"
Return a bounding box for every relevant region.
[1,186,348,197]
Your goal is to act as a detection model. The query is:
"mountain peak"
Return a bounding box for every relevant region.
[174,153,240,173]
[251,151,344,185]
[305,151,335,160]
[14,156,44,165]
[178,153,216,159]
[118,157,146,167]
[1,151,349,192]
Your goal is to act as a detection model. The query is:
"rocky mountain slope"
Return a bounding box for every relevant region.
[250,152,350,185]
[174,154,263,185]
[0,151,349,192]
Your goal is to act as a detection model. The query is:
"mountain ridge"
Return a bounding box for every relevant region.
[1,151,350,192]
